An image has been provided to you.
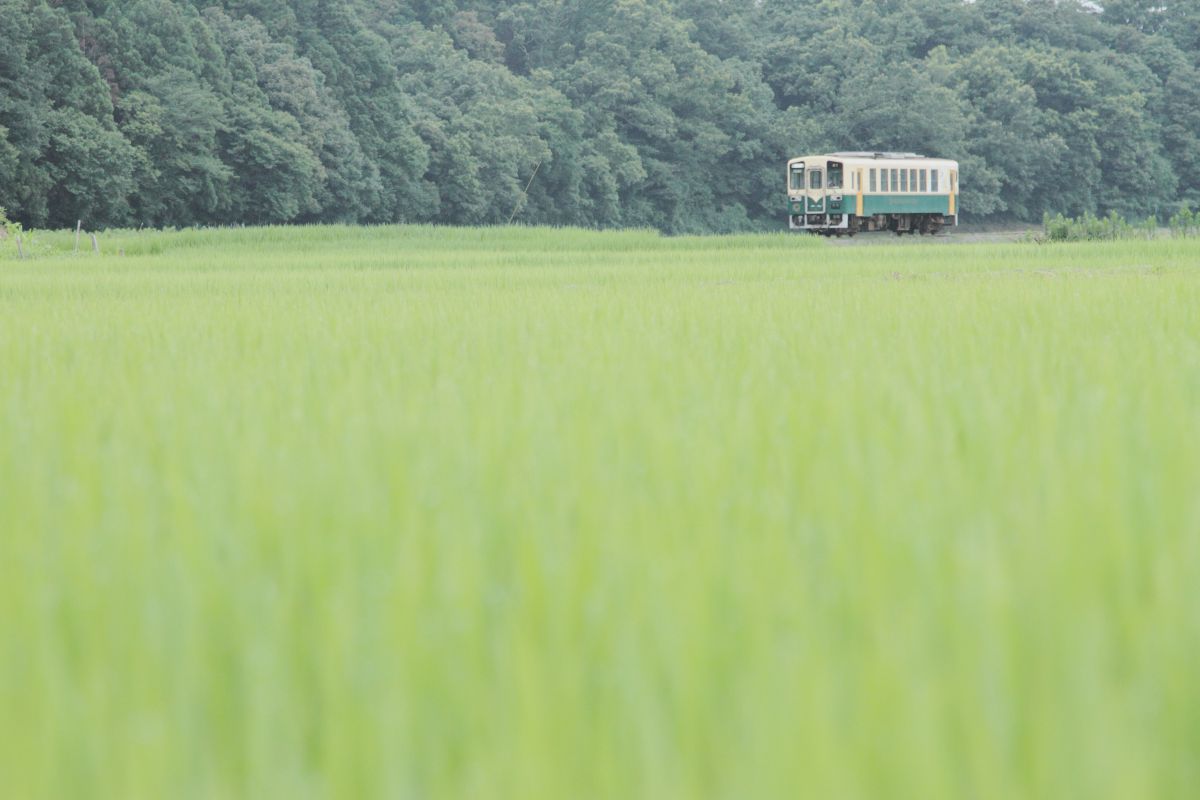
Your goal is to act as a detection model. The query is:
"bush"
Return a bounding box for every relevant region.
[0,206,53,259]
[0,207,24,258]
[1041,211,1158,242]
[1168,204,1199,238]
[0,207,21,240]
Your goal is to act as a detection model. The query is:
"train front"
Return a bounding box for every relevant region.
[787,157,845,232]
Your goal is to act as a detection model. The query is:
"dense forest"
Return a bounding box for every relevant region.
[1,0,1198,233]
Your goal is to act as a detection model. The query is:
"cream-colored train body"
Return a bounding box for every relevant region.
[787,152,959,235]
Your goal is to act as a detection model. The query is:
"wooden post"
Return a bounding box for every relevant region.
[16,235,24,260]
[91,233,100,254]
[75,220,82,253]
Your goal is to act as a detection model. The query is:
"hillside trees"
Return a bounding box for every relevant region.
[497,0,790,231]
[274,1,433,222]
[1,0,1197,230]
[0,0,51,225]
[88,2,234,225]
[930,46,1063,218]
[202,8,373,224]
[0,0,135,227]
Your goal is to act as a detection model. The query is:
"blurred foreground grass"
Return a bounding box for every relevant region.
[2,225,1199,798]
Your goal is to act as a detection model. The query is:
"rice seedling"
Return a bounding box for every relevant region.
[2,226,1198,798]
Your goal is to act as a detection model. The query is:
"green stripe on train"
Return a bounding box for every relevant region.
[862,195,951,215]
[787,195,952,215]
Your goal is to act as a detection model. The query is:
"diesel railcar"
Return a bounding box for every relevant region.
[787,152,959,235]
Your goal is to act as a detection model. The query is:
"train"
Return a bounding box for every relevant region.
[787,152,959,235]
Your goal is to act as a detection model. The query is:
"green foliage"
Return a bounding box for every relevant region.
[0,206,22,242]
[1168,203,1199,238]
[1041,210,1159,242]
[1,0,1199,231]
[0,206,22,260]
[0,205,52,260]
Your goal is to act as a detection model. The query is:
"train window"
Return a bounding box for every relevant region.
[809,170,822,189]
[910,169,917,191]
[891,169,899,192]
[919,169,927,192]
[900,169,908,192]
[827,161,843,189]
[870,169,877,192]
[931,170,939,192]
[790,164,804,191]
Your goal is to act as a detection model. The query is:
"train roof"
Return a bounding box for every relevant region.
[831,151,923,159]
[788,152,958,166]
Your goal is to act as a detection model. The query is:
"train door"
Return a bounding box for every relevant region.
[949,168,958,217]
[806,165,825,214]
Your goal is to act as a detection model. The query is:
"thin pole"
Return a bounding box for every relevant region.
[75,220,82,253]
[16,235,24,260]
[91,233,100,254]
[508,161,542,225]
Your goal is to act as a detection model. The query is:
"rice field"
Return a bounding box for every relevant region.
[2,225,1199,798]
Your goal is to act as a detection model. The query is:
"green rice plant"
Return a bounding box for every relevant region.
[1,226,1199,798]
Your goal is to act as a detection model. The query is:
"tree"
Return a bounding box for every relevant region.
[0,0,1196,229]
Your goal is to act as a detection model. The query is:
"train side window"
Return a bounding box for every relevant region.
[910,169,917,191]
[870,169,877,192]
[931,170,939,192]
[827,162,843,189]
[900,169,908,192]
[919,169,927,192]
[891,168,899,192]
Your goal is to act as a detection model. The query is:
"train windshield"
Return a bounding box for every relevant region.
[789,163,804,191]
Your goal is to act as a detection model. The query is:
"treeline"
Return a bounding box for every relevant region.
[1,0,1198,233]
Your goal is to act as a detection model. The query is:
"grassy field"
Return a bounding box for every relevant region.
[2,225,1199,798]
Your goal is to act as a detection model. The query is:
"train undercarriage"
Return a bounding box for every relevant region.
[790,213,949,237]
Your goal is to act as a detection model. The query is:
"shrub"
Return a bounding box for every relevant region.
[1041,211,1158,242]
[1168,204,1198,238]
